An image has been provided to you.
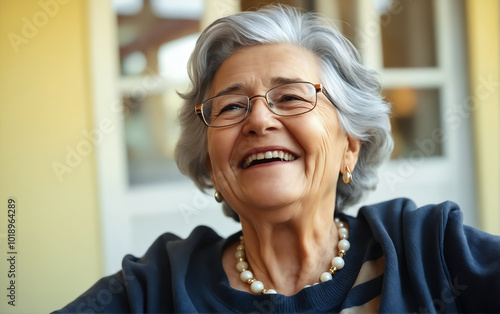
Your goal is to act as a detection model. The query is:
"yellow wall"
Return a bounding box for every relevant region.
[466,0,500,235]
[0,0,102,312]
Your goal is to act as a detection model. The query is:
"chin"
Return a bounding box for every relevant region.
[245,190,299,209]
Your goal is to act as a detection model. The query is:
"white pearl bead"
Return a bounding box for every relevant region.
[338,239,350,251]
[236,244,245,251]
[240,270,253,282]
[332,256,345,269]
[336,221,344,228]
[338,227,349,239]
[266,289,277,294]
[320,272,332,282]
[313,282,319,285]
[304,284,311,288]
[236,261,248,272]
[251,281,264,294]
[235,250,245,259]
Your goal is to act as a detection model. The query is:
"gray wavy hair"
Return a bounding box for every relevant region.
[175,4,393,222]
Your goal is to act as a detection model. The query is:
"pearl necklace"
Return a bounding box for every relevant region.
[235,217,350,294]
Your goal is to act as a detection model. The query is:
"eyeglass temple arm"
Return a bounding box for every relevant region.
[314,84,339,110]
[195,104,205,122]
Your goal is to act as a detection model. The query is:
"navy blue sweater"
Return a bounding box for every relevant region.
[54,199,500,313]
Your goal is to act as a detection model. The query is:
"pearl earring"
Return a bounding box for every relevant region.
[343,166,352,184]
[214,191,224,203]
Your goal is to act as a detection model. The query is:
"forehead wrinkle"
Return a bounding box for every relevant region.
[214,76,311,98]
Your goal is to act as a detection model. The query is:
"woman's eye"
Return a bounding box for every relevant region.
[278,94,305,102]
[219,103,246,113]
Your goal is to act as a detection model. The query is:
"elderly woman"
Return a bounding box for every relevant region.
[55,5,500,313]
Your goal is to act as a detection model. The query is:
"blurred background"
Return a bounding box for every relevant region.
[0,0,498,312]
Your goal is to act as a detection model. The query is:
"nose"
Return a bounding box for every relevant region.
[241,96,281,136]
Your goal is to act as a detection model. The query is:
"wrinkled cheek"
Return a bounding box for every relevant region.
[209,157,230,184]
[319,130,344,180]
[207,144,234,189]
[212,164,229,179]
[211,168,241,204]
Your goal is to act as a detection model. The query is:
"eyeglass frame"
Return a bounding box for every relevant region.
[195,82,339,128]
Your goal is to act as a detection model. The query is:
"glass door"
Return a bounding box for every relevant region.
[338,0,476,225]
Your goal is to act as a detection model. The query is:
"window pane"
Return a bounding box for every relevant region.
[381,0,437,68]
[123,91,184,186]
[115,0,201,186]
[385,88,442,159]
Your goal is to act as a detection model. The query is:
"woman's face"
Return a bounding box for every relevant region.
[207,43,358,215]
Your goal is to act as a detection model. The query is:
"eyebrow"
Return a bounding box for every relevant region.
[214,76,306,97]
[270,77,305,86]
[215,83,245,97]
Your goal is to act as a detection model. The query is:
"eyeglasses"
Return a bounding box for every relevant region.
[195,82,337,128]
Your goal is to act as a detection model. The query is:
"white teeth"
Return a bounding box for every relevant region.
[242,150,296,169]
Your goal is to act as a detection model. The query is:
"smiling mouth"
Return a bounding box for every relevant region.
[241,150,297,169]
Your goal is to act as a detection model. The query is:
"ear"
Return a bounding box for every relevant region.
[342,135,362,173]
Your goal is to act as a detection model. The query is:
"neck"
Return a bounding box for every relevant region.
[238,201,339,296]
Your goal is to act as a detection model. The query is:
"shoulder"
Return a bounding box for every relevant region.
[354,198,463,265]
[121,225,222,275]
[358,198,462,235]
[355,196,500,254]
[356,198,500,312]
[129,225,222,263]
[356,198,491,254]
[53,226,224,313]
[121,225,224,296]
